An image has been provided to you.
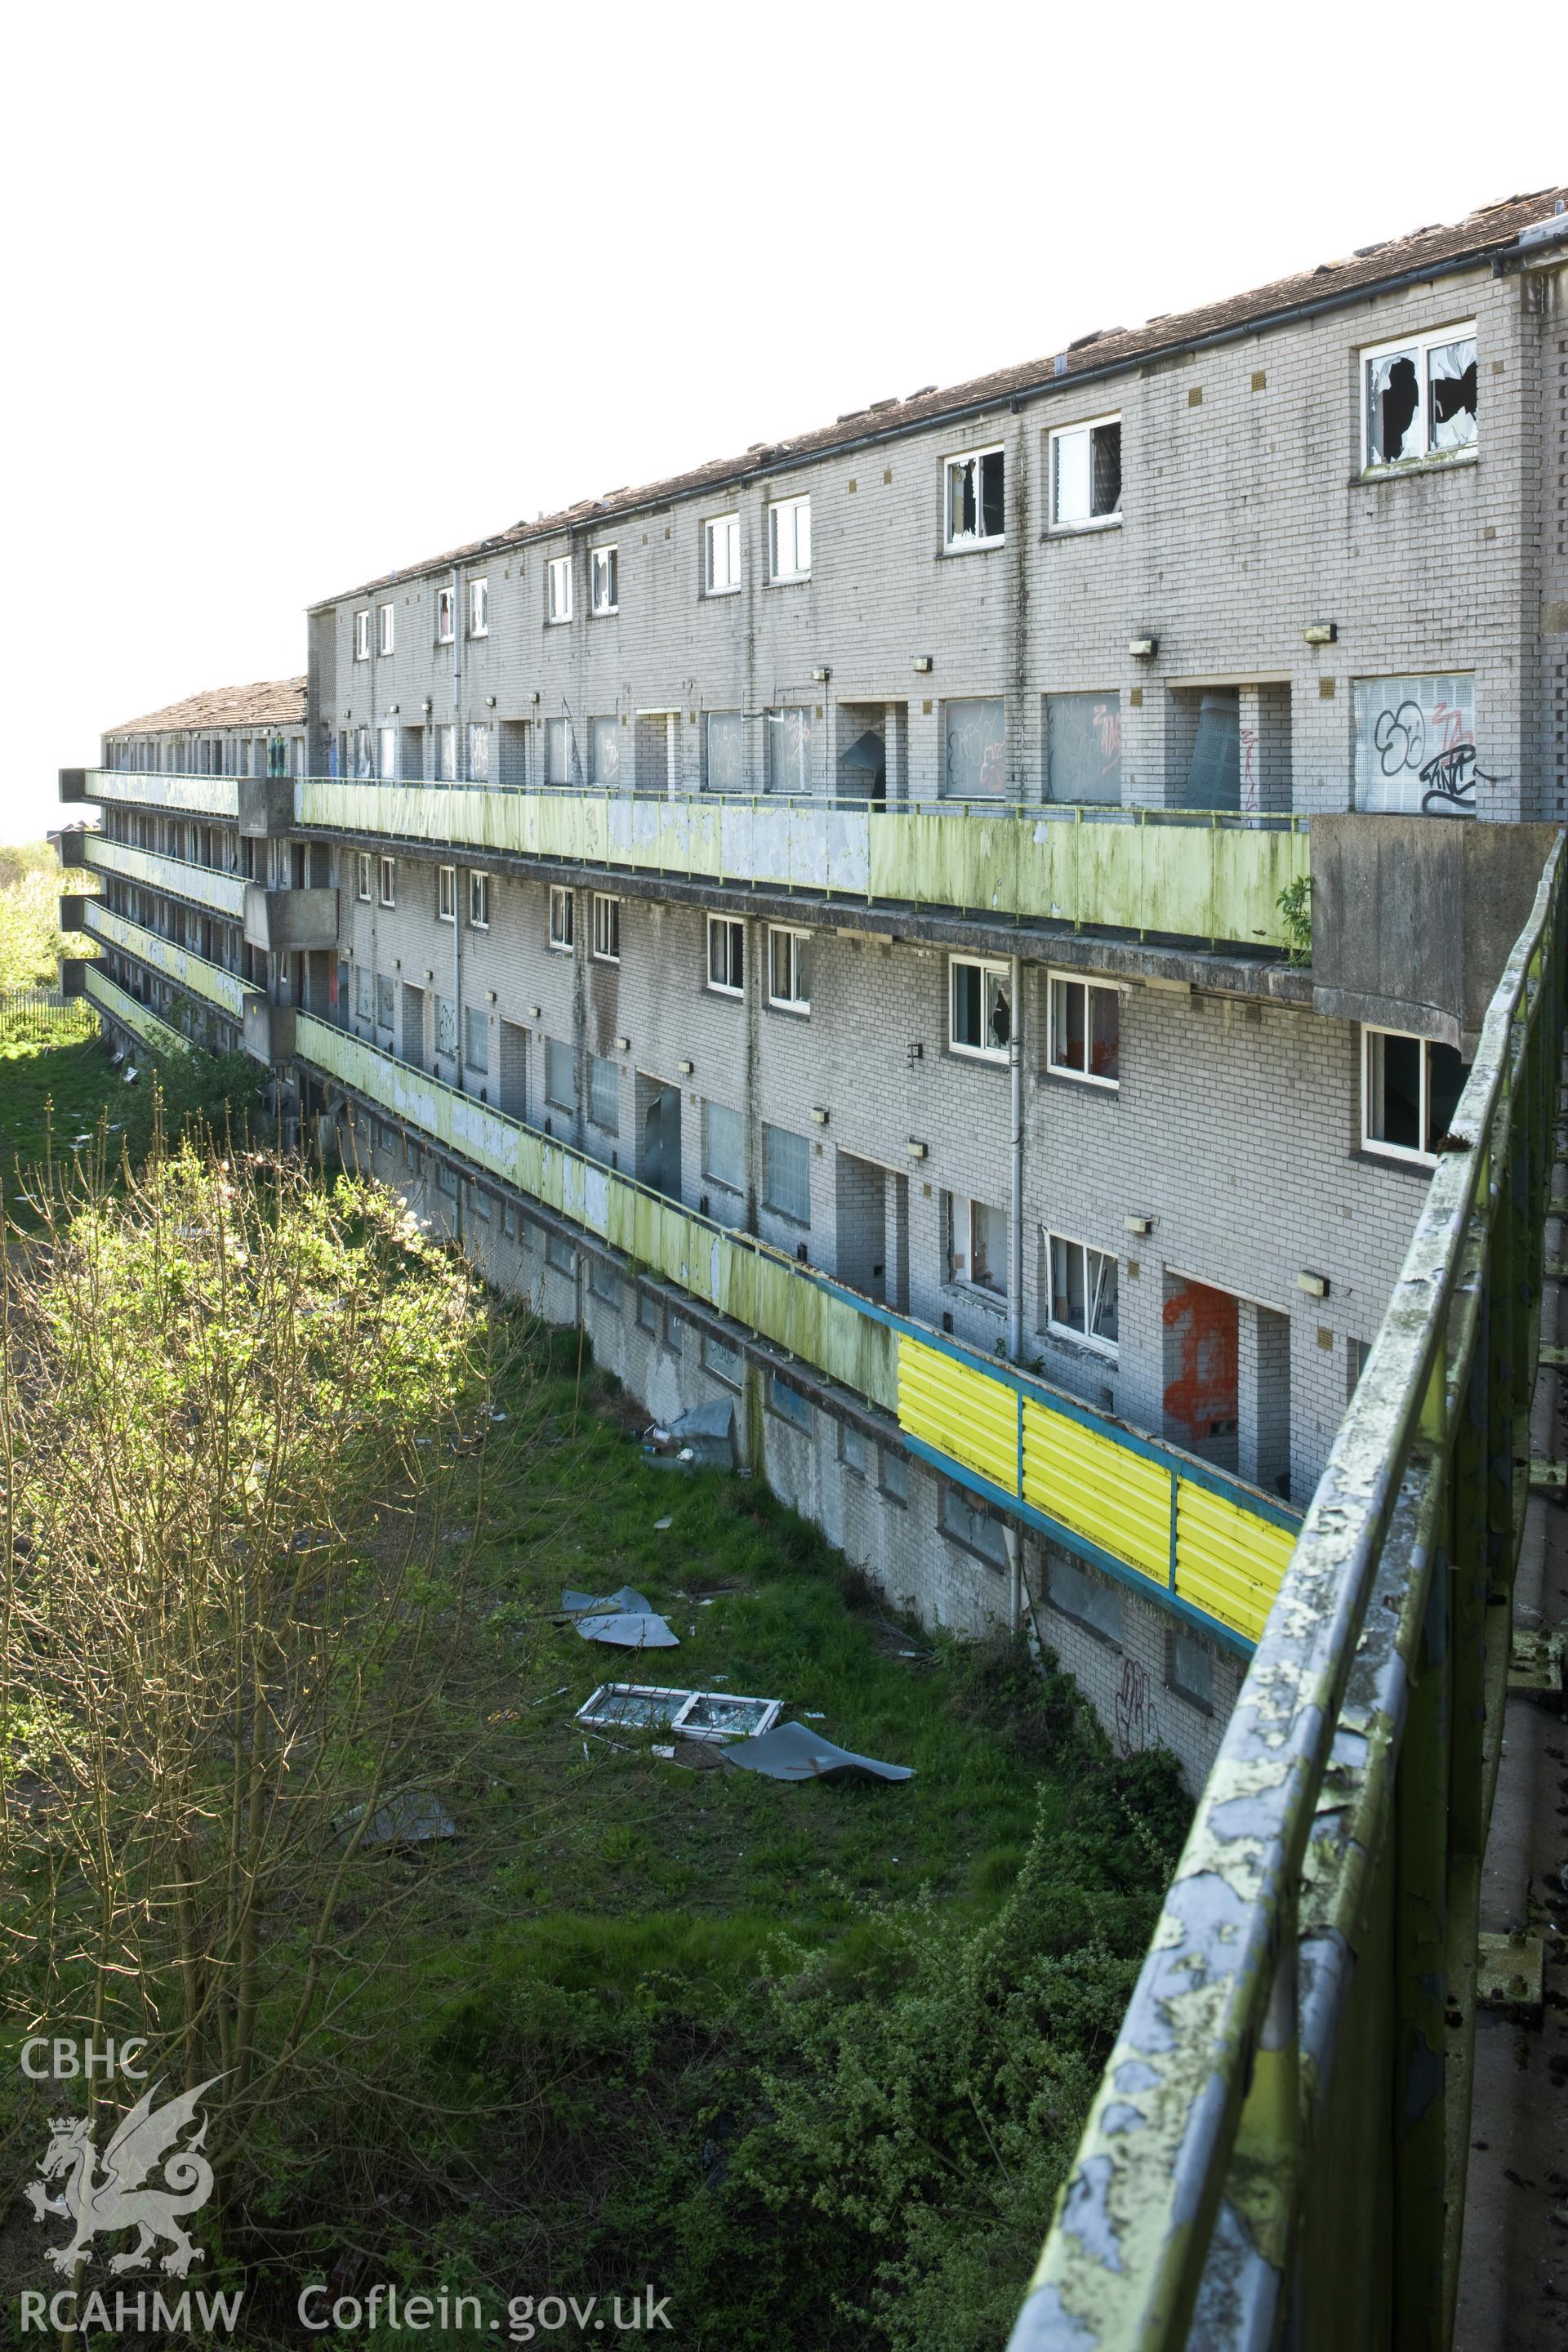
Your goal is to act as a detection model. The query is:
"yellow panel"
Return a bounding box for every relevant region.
[1022,1402,1171,1584]
[1174,1481,1297,1643]
[898,1337,1018,1494]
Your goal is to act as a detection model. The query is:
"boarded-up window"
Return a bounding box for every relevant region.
[435,996,457,1058]
[1046,692,1121,804]
[942,697,1007,799]
[590,716,624,791]
[706,711,746,792]
[762,1124,810,1225]
[1352,672,1477,817]
[702,1101,744,1192]
[765,707,816,795]
[545,1039,575,1110]
[590,1055,620,1133]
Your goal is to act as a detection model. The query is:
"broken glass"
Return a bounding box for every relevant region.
[1089,420,1122,515]
[1367,350,1419,464]
[1428,337,1477,451]
[947,449,1004,545]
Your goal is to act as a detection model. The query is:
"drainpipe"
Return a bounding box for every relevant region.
[1004,1524,1022,1635]
[451,565,462,783]
[1008,953,1022,1362]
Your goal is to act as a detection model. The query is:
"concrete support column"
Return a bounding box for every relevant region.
[1237,1298,1292,1497]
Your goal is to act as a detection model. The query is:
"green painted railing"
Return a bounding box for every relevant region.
[84,834,248,920]
[84,902,250,1019]
[83,964,193,1060]
[293,781,1310,948]
[84,768,240,819]
[1009,833,1566,2352]
[294,1015,1300,1652]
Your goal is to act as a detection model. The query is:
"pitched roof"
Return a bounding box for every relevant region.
[109,677,308,735]
[312,186,1567,610]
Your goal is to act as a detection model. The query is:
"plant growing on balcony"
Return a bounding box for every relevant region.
[1277,874,1312,965]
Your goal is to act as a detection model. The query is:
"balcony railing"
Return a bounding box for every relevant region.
[295,782,1311,951]
[83,902,251,1020]
[83,964,194,1061]
[1007,833,1566,2350]
[295,1013,1300,1653]
[84,834,248,920]
[82,768,241,820]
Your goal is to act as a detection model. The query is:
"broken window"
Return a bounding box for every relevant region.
[1049,1551,1122,1644]
[465,1007,488,1071]
[435,586,455,644]
[1049,416,1122,527]
[765,706,817,795]
[1352,672,1478,816]
[1364,323,1477,466]
[468,869,490,927]
[356,853,373,902]
[942,697,1007,799]
[1047,973,1120,1086]
[590,716,623,791]
[378,602,394,656]
[947,1195,1006,1296]
[438,864,456,921]
[354,725,373,778]
[590,1054,620,1133]
[547,555,572,621]
[707,915,744,994]
[762,1123,811,1225]
[1045,1234,1119,1352]
[549,884,574,950]
[353,610,371,661]
[705,710,746,792]
[703,1331,743,1386]
[544,1038,575,1111]
[1045,690,1122,804]
[768,925,811,1011]
[546,715,574,786]
[768,494,811,581]
[840,1423,868,1475]
[768,1374,813,1430]
[944,446,1004,547]
[545,1230,575,1273]
[702,1100,744,1192]
[591,545,618,613]
[469,577,489,637]
[1183,689,1241,812]
[1362,1026,1471,1165]
[577,1683,784,1743]
[706,513,741,593]
[950,956,1011,1060]
[435,996,457,1059]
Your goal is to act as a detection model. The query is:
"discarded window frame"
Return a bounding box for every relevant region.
[577,1682,784,1743]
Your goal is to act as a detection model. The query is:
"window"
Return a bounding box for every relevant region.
[702,1100,744,1193]
[950,956,1011,1060]
[762,1124,811,1226]
[1045,1234,1120,1352]
[468,870,490,928]
[468,1182,491,1223]
[1168,1628,1214,1712]
[590,1055,620,1133]
[468,577,488,637]
[466,724,491,782]
[436,586,455,644]
[944,446,1004,548]
[501,1199,518,1239]
[1363,322,1477,469]
[768,926,811,1012]
[376,974,395,1029]
[1049,1552,1122,1645]
[378,724,397,782]
[591,546,619,613]
[545,1039,575,1111]
[663,1306,684,1356]
[1361,1026,1470,1165]
[378,602,395,656]
[1046,691,1122,805]
[590,716,624,791]
[947,1195,1006,1296]
[840,1423,868,1476]
[702,1331,743,1386]
[549,886,574,950]
[589,1258,620,1306]
[1047,973,1120,1086]
[435,996,457,1058]
[764,706,817,795]
[355,853,372,902]
[1049,416,1122,528]
[769,1374,813,1431]
[705,710,746,792]
[437,1159,458,1197]
[437,724,457,784]
[637,1288,660,1334]
[880,1449,908,1503]
[545,1230,576,1275]
[942,1485,1008,1566]
[465,1007,489,1071]
[1352,673,1479,817]
[707,915,744,995]
[545,715,573,786]
[768,495,811,581]
[547,555,572,622]
[377,857,395,908]
[942,697,1007,799]
[354,725,373,778]
[354,966,373,1020]
[438,864,457,922]
[353,610,371,661]
[591,893,621,961]
[705,513,742,593]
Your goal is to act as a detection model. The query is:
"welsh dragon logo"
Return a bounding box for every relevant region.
[24,2078,220,2276]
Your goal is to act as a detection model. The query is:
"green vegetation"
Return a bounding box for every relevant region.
[0,839,80,993]
[0,1134,1184,2350]
[0,1033,263,1202]
[1277,871,1313,965]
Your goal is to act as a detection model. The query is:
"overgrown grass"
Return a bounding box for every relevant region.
[0,1031,263,1205]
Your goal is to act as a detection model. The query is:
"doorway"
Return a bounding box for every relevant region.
[400,982,425,1071]
[639,1078,682,1199]
[1161,1276,1240,1470]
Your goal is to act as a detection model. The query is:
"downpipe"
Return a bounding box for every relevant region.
[1008,954,1022,1362]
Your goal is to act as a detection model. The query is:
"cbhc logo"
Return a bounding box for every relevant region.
[20,2039,148,2080]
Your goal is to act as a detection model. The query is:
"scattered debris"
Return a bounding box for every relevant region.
[336,1792,457,1848]
[653,1516,673,1532]
[720,1722,915,1785]
[643,1399,737,1471]
[562,1585,679,1649]
[577,1682,784,1742]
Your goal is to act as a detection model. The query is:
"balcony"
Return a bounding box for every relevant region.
[83,901,251,1019]
[242,882,340,953]
[82,964,196,1060]
[84,835,248,921]
[294,782,1312,952]
[70,767,241,822]
[295,1013,1299,1651]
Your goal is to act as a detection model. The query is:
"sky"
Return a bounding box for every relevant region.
[1,0,1559,842]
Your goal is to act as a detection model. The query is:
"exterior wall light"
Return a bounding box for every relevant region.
[911,656,933,675]
[678,1058,694,1075]
[1128,637,1158,660]
[1297,1270,1330,1299]
[1303,621,1338,646]
[1125,1214,1153,1236]
[906,1138,929,1160]
[810,1107,829,1125]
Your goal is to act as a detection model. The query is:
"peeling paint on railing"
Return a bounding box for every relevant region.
[85,768,240,819]
[83,834,248,920]
[83,964,190,1060]
[84,902,249,1018]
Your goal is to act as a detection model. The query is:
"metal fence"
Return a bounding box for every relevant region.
[0,988,98,1047]
[1007,831,1566,2349]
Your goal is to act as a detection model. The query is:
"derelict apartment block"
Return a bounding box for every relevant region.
[62,187,1568,1783]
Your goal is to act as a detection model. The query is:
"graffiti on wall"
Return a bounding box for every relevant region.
[1115,1655,1161,1756]
[1162,1281,1239,1448]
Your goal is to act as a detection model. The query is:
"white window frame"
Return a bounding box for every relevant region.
[548,885,574,952]
[1047,412,1123,531]
[437,865,456,923]
[435,586,456,644]
[1360,1023,1466,1168]
[768,495,811,582]
[767,924,811,1013]
[1045,1231,1120,1358]
[590,545,619,614]
[591,892,621,963]
[948,955,1011,1063]
[355,853,372,903]
[947,1194,1008,1298]
[1361,320,1478,472]
[705,513,742,595]
[377,856,396,909]
[353,610,371,661]
[468,870,490,929]
[546,555,572,623]
[943,444,1005,551]
[706,914,745,996]
[1046,971,1120,1089]
[468,577,489,638]
[377,602,395,656]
